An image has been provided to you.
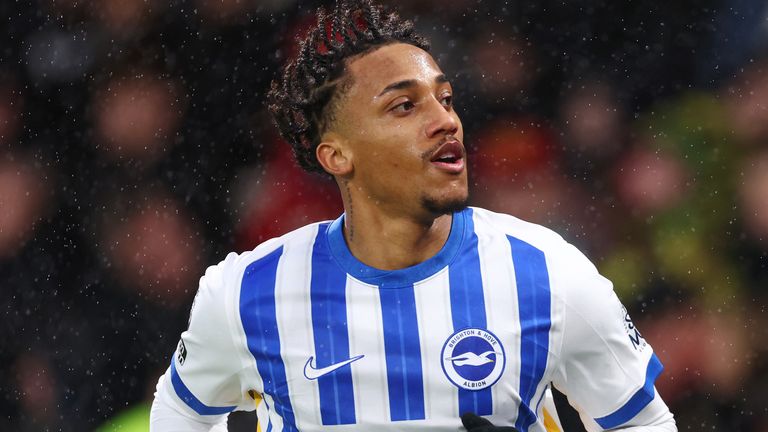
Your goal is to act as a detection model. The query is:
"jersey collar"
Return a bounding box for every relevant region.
[325,208,469,289]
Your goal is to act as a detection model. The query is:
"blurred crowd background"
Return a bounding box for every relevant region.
[2,0,768,430]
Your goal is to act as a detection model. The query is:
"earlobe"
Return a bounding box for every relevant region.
[316,140,353,177]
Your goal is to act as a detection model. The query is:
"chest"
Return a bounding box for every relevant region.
[244,268,558,431]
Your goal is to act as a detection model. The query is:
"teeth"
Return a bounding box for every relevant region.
[436,152,456,162]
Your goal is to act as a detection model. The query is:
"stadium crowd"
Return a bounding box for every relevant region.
[1,0,767,430]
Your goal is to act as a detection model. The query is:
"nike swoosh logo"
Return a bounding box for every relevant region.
[303,354,364,380]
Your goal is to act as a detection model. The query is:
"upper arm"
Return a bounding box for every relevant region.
[153,252,251,420]
[549,245,670,430]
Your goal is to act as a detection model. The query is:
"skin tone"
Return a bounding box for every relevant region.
[315,43,467,270]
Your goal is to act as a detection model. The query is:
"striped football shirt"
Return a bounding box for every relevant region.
[158,206,663,431]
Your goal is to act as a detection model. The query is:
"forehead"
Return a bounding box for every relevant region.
[346,43,444,97]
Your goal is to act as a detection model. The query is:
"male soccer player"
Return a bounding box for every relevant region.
[150,1,677,431]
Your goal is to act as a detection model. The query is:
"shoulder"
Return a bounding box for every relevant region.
[218,220,329,287]
[187,221,329,327]
[469,206,604,299]
[470,207,581,258]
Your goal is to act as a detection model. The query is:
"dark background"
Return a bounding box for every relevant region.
[1,0,767,430]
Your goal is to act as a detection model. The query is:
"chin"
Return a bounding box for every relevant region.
[420,192,469,216]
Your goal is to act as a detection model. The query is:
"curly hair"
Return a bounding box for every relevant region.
[267,0,430,174]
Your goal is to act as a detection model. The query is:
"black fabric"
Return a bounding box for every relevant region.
[461,412,520,432]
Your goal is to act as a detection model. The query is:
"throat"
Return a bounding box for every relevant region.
[343,212,453,271]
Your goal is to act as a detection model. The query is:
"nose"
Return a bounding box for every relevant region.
[425,97,459,138]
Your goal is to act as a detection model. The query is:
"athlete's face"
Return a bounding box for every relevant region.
[328,43,467,218]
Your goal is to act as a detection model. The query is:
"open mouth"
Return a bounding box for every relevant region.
[434,154,461,163]
[430,140,465,174]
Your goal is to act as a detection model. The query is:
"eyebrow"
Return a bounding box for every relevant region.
[377,74,449,97]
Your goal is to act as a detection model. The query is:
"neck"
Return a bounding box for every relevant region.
[339,182,453,271]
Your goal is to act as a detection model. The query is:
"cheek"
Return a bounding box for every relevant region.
[386,146,423,171]
[355,134,421,170]
[344,110,431,174]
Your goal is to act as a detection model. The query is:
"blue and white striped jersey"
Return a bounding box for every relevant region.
[158,207,663,431]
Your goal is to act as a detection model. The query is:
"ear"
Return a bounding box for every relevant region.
[316,133,353,177]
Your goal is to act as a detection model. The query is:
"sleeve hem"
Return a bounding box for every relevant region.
[594,353,664,429]
[170,359,237,416]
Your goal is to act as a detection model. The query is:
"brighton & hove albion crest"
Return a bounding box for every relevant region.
[441,328,505,391]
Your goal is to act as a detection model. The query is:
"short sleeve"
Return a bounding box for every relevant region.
[161,252,249,416]
[550,246,663,430]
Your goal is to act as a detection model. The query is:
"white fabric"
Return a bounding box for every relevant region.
[150,374,229,432]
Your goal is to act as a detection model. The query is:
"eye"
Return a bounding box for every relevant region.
[440,93,453,109]
[391,100,416,114]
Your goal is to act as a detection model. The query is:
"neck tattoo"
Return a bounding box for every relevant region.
[343,181,354,242]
